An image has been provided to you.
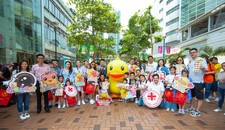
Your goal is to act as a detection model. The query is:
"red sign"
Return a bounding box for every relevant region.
[158,46,162,54]
[166,46,171,54]
[143,90,162,108]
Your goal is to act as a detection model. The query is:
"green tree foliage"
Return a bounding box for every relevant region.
[199,45,225,58]
[67,0,121,60]
[119,6,161,58]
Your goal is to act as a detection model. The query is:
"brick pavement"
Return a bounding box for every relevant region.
[0,96,224,130]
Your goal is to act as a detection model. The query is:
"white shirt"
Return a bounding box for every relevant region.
[165,74,175,86]
[145,62,157,73]
[188,57,208,83]
[147,81,165,95]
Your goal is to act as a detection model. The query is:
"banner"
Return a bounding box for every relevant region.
[85,84,95,94]
[75,73,85,87]
[158,46,162,54]
[81,45,86,54]
[174,91,188,105]
[41,72,58,92]
[164,90,174,102]
[173,77,194,93]
[90,45,94,55]
[66,96,77,106]
[6,72,37,93]
[166,46,171,54]
[87,69,98,83]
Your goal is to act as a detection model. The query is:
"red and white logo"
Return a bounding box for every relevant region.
[143,90,162,108]
[65,85,77,97]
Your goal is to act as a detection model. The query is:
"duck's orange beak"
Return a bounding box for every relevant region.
[108,72,124,81]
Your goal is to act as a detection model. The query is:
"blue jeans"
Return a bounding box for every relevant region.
[16,93,30,113]
[218,87,225,109]
[205,82,213,99]
[165,90,177,110]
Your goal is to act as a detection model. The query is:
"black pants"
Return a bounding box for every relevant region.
[136,90,140,99]
[36,81,49,110]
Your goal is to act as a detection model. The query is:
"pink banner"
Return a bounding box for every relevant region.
[166,46,171,54]
[158,46,162,54]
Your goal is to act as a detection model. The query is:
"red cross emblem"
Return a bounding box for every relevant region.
[148,92,156,100]
[68,87,73,92]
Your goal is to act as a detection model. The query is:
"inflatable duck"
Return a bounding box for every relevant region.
[107,57,128,98]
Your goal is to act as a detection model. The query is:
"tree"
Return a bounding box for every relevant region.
[67,0,121,60]
[119,6,161,58]
[199,45,225,58]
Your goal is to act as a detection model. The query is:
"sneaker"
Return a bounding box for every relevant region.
[215,97,219,102]
[181,109,185,114]
[190,110,201,117]
[24,113,30,119]
[96,95,99,100]
[20,114,26,120]
[185,108,195,112]
[90,99,95,105]
[171,109,175,112]
[118,99,123,102]
[214,108,222,112]
[209,95,213,99]
[205,98,210,103]
[77,101,81,106]
[135,98,138,104]
[224,113,225,116]
[58,104,61,109]
[166,108,170,111]
[178,109,182,114]
[82,100,85,105]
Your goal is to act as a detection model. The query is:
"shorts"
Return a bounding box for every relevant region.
[191,83,204,100]
[211,81,218,91]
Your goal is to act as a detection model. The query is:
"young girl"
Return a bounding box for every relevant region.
[96,77,112,105]
[55,76,64,108]
[63,79,76,108]
[214,62,225,115]
[15,60,31,120]
[137,74,148,106]
[165,66,178,112]
[179,69,192,114]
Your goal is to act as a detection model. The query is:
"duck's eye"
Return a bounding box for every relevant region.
[110,66,113,70]
[121,66,124,71]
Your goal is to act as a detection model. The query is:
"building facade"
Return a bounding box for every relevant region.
[43,0,76,62]
[179,0,225,53]
[151,0,181,58]
[0,0,43,65]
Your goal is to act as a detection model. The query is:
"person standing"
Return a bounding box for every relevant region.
[145,56,157,74]
[175,57,186,76]
[211,57,221,101]
[203,57,216,103]
[31,54,50,114]
[97,59,107,76]
[50,59,61,76]
[15,60,31,120]
[187,48,208,117]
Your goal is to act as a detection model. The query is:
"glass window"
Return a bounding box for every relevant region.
[0,0,4,17]
[44,0,49,9]
[159,8,163,13]
[166,28,178,36]
[166,5,179,15]
[49,1,54,14]
[166,0,173,5]
[166,17,179,26]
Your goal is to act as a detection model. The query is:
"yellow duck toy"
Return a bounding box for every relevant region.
[107,57,128,98]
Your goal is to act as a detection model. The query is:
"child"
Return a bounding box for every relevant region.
[137,74,148,106]
[96,77,112,105]
[63,79,76,108]
[214,62,225,115]
[179,69,192,114]
[118,78,129,103]
[124,72,129,84]
[129,72,138,102]
[165,66,178,112]
[55,76,64,108]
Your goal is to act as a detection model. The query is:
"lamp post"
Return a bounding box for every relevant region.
[85,36,89,61]
[53,21,59,60]
[162,36,166,60]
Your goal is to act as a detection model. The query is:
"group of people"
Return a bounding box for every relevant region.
[0,47,225,120]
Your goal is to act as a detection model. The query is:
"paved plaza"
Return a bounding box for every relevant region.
[0,96,224,130]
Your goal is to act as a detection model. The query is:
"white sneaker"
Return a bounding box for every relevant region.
[90,99,95,104]
[190,110,201,117]
[96,95,99,100]
[224,113,225,116]
[77,101,81,106]
[135,98,138,104]
[205,98,210,103]
[214,108,222,112]
[82,100,85,105]
[62,103,66,108]
[20,114,26,120]
[209,95,213,99]
[171,109,175,112]
[58,104,61,108]
[215,97,219,102]
[166,108,170,111]
[24,113,30,119]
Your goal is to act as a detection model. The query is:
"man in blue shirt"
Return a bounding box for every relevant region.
[187,48,208,117]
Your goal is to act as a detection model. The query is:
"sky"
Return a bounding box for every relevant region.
[63,0,154,29]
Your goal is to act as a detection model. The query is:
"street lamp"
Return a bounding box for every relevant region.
[52,21,59,60]
[85,36,89,61]
[162,36,166,60]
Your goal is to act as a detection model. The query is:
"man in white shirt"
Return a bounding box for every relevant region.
[145,56,157,74]
[187,48,208,117]
[147,74,165,97]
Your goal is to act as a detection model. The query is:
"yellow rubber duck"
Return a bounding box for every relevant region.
[107,57,128,98]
